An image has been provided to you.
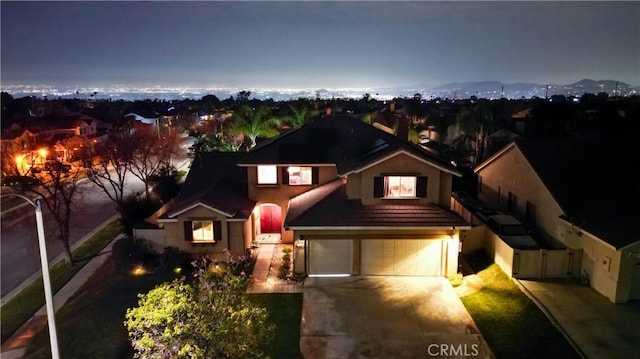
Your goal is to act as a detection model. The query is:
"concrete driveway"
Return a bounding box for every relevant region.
[301,276,494,359]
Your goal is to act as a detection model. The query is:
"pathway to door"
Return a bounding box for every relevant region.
[247,244,303,294]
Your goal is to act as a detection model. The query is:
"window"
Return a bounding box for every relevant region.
[192,220,214,242]
[374,176,428,198]
[257,165,277,184]
[184,220,221,243]
[287,166,312,185]
[385,176,416,197]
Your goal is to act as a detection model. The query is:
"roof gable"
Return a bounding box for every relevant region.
[476,138,640,249]
[159,152,255,220]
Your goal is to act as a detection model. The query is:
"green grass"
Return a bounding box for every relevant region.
[24,259,177,359]
[0,219,123,342]
[250,293,304,359]
[460,254,581,359]
[24,260,303,359]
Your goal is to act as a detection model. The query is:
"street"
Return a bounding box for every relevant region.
[0,143,192,299]
[0,175,144,298]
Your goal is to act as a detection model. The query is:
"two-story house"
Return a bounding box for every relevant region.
[475,138,640,303]
[157,114,470,278]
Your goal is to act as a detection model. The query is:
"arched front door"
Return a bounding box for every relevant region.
[259,204,281,234]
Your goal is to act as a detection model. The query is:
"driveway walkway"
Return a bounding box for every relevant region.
[247,243,303,294]
[518,279,640,359]
[301,276,494,359]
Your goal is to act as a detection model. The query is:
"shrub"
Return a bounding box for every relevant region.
[277,249,292,279]
[119,195,161,234]
[112,236,159,273]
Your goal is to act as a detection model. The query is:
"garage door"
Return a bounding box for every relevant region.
[309,240,353,276]
[361,240,443,276]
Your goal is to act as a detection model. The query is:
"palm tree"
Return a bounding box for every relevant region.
[454,99,494,163]
[285,104,318,129]
[231,105,282,148]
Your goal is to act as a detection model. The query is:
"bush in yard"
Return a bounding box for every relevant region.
[125,252,274,359]
[278,248,292,279]
[112,236,159,273]
[119,194,162,234]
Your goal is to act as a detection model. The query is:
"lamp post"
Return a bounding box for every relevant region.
[2,194,60,359]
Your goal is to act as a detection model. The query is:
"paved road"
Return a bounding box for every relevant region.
[0,145,191,299]
[0,174,145,298]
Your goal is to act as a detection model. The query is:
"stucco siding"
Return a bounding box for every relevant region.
[247,165,338,202]
[163,205,246,260]
[478,145,564,240]
[357,153,445,206]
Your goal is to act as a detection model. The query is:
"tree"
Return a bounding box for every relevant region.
[84,134,134,216]
[125,253,274,359]
[128,128,183,195]
[8,161,84,264]
[148,164,184,203]
[284,103,318,129]
[231,105,281,148]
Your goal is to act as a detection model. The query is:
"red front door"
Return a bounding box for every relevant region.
[260,205,281,233]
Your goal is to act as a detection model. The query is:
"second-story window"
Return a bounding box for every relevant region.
[257,165,277,184]
[287,166,312,185]
[374,175,428,198]
[385,176,416,198]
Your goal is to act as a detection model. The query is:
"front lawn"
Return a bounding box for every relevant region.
[250,293,304,359]
[460,252,581,359]
[24,258,177,358]
[26,258,304,358]
[0,219,123,342]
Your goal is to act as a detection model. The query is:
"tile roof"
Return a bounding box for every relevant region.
[514,138,640,249]
[158,152,256,220]
[285,181,470,229]
[239,114,460,176]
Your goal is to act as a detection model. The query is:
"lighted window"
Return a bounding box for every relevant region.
[257,165,277,184]
[287,166,312,185]
[192,220,215,242]
[385,176,416,198]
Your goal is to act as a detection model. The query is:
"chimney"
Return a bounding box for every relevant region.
[397,116,409,141]
[390,101,396,112]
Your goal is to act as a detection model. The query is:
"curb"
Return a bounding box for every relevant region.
[1,213,119,305]
[1,232,123,357]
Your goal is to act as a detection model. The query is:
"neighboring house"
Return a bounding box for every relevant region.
[1,114,101,173]
[475,138,640,303]
[157,114,470,278]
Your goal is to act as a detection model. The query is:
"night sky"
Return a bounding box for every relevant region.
[1,1,638,89]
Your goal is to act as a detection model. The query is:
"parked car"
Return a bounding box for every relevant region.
[486,214,538,249]
[1,175,42,188]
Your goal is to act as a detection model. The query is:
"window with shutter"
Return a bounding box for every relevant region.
[185,220,219,243]
[375,175,427,199]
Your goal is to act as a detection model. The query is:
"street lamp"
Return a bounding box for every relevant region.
[1,194,60,359]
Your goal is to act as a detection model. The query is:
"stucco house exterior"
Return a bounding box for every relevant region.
[474,138,640,303]
[157,114,470,278]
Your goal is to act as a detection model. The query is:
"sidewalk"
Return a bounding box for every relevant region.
[247,243,303,294]
[518,279,640,359]
[0,236,121,359]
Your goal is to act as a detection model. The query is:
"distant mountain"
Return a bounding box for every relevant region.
[403,79,638,100]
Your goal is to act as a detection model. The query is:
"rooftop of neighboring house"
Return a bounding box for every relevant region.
[481,137,640,249]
